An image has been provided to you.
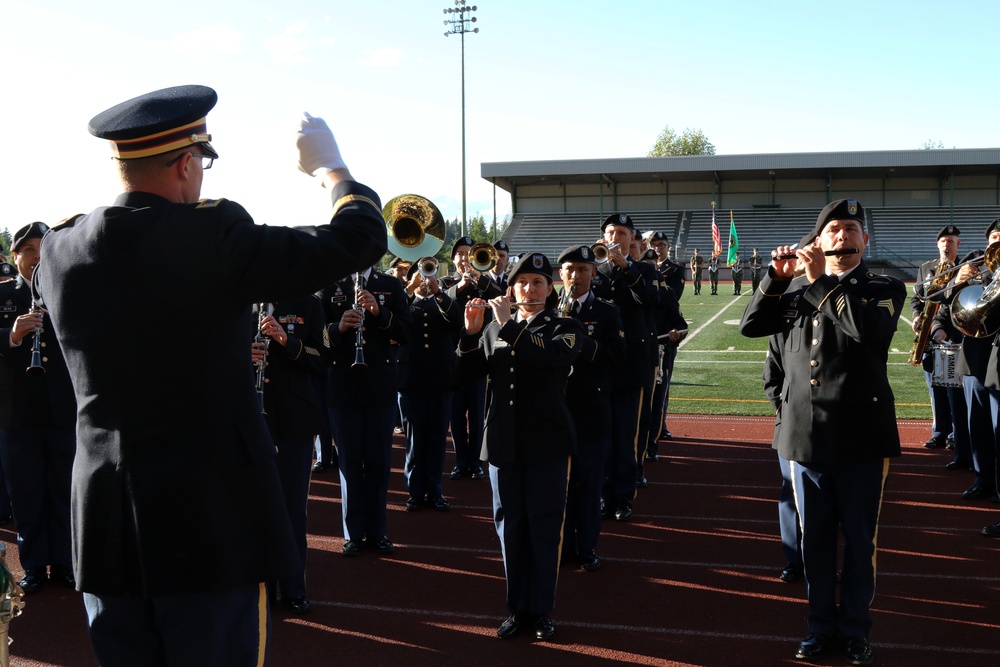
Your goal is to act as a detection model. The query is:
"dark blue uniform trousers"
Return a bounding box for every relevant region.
[84,583,270,667]
[0,427,73,570]
[777,453,802,569]
[400,390,452,500]
[565,429,610,558]
[273,435,313,600]
[490,458,570,616]
[791,458,889,639]
[450,378,486,472]
[603,388,641,505]
[329,404,395,542]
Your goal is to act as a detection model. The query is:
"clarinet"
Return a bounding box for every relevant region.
[254,303,270,414]
[26,304,45,376]
[352,273,367,368]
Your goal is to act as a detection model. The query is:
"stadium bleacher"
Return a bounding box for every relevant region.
[503,205,1000,279]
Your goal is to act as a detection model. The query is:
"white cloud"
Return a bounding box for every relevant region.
[171,24,245,56]
[360,48,405,68]
[266,22,312,64]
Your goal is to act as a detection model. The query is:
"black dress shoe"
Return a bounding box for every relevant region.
[600,501,613,520]
[449,466,468,480]
[284,597,311,614]
[430,496,450,511]
[982,520,1000,537]
[50,564,76,588]
[404,497,423,512]
[534,616,556,640]
[795,633,834,661]
[945,437,956,450]
[614,503,632,522]
[342,540,361,556]
[923,437,946,449]
[580,551,602,571]
[497,613,524,639]
[18,568,46,594]
[469,467,486,480]
[661,430,673,440]
[963,484,995,500]
[645,451,660,462]
[945,459,973,471]
[635,475,648,488]
[373,536,395,555]
[779,564,803,583]
[311,460,332,473]
[844,637,874,665]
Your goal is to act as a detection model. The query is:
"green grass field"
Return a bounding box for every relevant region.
[671,282,932,419]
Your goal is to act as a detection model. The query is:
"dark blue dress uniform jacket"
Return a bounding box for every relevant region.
[739,262,905,464]
[564,296,626,435]
[456,310,582,465]
[396,292,462,393]
[32,181,387,597]
[592,259,658,390]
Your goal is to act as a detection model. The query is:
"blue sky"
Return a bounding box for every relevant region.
[2,0,998,236]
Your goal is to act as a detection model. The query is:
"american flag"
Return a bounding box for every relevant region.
[711,208,721,257]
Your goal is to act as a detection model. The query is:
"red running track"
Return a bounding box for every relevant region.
[3,415,999,666]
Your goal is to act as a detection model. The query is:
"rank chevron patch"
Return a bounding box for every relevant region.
[877,299,895,315]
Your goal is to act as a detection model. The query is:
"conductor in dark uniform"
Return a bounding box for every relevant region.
[0,222,76,594]
[740,199,905,665]
[458,252,582,641]
[32,86,387,666]
[252,296,329,614]
[557,244,625,571]
[398,259,463,511]
[319,265,410,555]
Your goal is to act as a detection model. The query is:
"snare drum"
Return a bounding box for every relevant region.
[930,343,962,388]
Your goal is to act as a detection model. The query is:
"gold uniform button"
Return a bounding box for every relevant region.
[42,357,49,363]
[508,400,514,406]
[813,319,819,327]
[424,344,430,349]
[812,338,819,345]
[810,379,819,386]
[423,333,429,338]
[810,360,818,367]
[41,342,47,348]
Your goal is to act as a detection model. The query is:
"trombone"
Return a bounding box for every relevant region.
[468,243,498,273]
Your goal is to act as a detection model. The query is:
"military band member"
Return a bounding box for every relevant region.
[32,86,387,666]
[708,253,720,295]
[398,260,463,511]
[487,240,511,286]
[252,296,329,614]
[457,252,582,641]
[388,256,411,283]
[740,199,905,665]
[0,222,76,594]
[649,231,685,299]
[319,265,411,556]
[749,248,765,293]
[731,253,744,295]
[557,244,626,571]
[444,236,504,480]
[690,248,704,295]
[592,214,658,521]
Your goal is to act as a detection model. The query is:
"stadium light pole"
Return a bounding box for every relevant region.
[443,0,478,236]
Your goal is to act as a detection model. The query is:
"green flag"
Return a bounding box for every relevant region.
[727,211,739,266]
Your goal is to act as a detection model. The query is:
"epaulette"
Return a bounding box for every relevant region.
[52,213,85,230]
[195,198,228,209]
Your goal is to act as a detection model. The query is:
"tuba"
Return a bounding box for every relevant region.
[383,195,446,262]
[950,242,1000,337]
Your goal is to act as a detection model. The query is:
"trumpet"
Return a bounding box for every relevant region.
[418,256,439,278]
[352,273,367,368]
[254,303,270,413]
[26,304,44,377]
[773,248,860,260]
[592,243,620,264]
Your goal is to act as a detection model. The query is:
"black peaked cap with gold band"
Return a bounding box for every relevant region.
[88,85,219,160]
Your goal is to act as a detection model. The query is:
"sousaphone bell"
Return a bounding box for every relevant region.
[383,194,446,262]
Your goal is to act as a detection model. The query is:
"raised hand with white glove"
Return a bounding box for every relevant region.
[296,112,349,186]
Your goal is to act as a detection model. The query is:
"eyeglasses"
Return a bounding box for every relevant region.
[165,152,215,170]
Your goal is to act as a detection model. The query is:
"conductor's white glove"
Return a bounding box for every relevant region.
[295,112,347,179]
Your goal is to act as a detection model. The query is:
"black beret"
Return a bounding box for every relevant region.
[0,263,15,279]
[937,225,960,240]
[641,249,658,261]
[388,256,410,269]
[557,244,596,265]
[601,213,635,232]
[89,85,218,159]
[451,236,475,257]
[12,221,49,253]
[507,252,553,286]
[801,199,866,246]
[649,231,670,243]
[985,219,1000,239]
[494,240,510,252]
